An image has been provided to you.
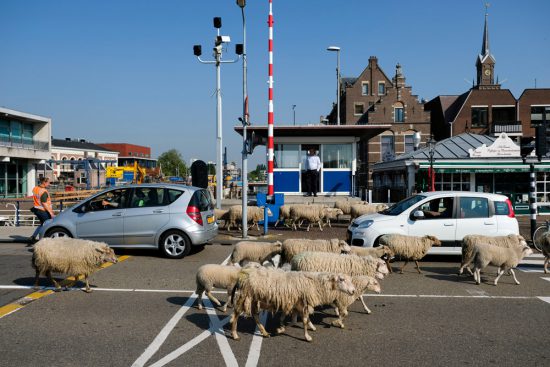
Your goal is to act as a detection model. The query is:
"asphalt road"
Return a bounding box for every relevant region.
[1,225,549,367]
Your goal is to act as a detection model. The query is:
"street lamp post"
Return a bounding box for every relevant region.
[427,135,436,192]
[327,46,341,125]
[292,104,296,125]
[236,0,248,238]
[193,17,239,209]
[413,131,421,151]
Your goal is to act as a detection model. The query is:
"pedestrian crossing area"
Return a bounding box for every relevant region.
[518,253,547,273]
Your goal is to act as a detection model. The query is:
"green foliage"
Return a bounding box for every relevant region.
[158,149,188,177]
[249,164,267,181]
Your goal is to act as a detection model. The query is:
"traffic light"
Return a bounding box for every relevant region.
[246,131,266,154]
[535,122,548,160]
[520,136,535,160]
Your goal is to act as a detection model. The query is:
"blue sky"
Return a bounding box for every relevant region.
[1,0,549,170]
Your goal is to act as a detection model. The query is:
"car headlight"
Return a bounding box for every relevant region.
[357,220,374,229]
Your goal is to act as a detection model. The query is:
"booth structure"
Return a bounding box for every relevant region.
[235,124,389,196]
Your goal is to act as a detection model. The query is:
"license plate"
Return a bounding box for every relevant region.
[207,216,214,224]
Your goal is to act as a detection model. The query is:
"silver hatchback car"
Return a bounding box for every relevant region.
[38,184,218,259]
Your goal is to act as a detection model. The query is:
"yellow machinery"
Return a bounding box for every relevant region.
[106,162,147,184]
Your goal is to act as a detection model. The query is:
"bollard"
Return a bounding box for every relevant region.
[263,205,268,235]
[16,201,20,227]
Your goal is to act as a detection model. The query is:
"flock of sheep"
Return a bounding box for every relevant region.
[214,201,389,232]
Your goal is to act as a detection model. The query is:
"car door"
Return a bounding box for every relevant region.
[75,188,129,245]
[455,196,497,241]
[123,187,170,246]
[407,195,457,248]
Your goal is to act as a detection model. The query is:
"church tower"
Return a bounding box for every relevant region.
[475,4,499,90]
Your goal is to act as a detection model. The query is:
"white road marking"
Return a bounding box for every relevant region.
[538,297,550,304]
[205,299,238,367]
[465,288,489,297]
[246,312,268,367]
[543,278,550,282]
[517,267,544,273]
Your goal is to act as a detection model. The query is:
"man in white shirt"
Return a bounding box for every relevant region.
[306,148,321,197]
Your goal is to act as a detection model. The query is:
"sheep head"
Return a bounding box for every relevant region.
[382,245,395,257]
[96,245,118,264]
[331,274,356,296]
[516,235,528,247]
[338,240,351,253]
[425,235,441,246]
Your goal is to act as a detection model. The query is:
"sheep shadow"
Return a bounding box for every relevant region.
[12,275,93,291]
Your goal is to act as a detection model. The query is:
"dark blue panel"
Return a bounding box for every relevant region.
[274,171,300,192]
[323,171,351,193]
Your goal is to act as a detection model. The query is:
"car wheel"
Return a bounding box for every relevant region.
[159,230,191,259]
[45,228,72,238]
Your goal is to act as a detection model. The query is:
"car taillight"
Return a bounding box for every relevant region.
[186,205,203,226]
[505,199,515,218]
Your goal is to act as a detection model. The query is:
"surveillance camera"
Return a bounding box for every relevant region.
[216,35,231,44]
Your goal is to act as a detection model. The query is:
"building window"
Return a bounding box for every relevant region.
[531,106,550,127]
[471,107,488,128]
[354,103,364,116]
[380,135,395,162]
[378,82,385,95]
[394,107,404,122]
[492,107,515,123]
[404,135,415,153]
[274,144,299,168]
[322,144,352,169]
[361,82,369,96]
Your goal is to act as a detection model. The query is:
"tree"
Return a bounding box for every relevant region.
[158,149,188,177]
[249,164,267,181]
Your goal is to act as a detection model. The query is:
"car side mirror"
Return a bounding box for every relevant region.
[412,210,425,220]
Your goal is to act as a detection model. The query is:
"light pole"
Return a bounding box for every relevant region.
[193,17,239,209]
[236,0,249,238]
[427,135,436,192]
[413,131,421,151]
[292,104,296,126]
[327,46,341,125]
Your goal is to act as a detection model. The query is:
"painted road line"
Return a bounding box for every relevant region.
[246,312,269,367]
[542,278,550,282]
[205,299,238,367]
[517,267,544,273]
[538,297,550,304]
[0,255,129,320]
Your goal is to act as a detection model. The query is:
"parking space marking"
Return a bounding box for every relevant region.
[538,297,550,304]
[246,312,268,367]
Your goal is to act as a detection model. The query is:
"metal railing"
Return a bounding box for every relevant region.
[0,136,49,151]
[0,199,80,227]
[491,121,523,134]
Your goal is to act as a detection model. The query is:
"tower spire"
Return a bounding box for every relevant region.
[481,3,490,56]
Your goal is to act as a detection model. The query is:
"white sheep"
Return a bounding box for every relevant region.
[323,207,344,227]
[540,232,550,274]
[379,234,441,274]
[230,241,283,266]
[32,237,118,293]
[195,262,261,312]
[214,208,230,229]
[334,200,368,216]
[331,275,381,328]
[281,238,351,264]
[349,245,394,259]
[458,234,527,276]
[350,203,388,220]
[226,205,273,232]
[290,251,389,279]
[471,243,533,286]
[230,267,356,342]
[290,205,328,231]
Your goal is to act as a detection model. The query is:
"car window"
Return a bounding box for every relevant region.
[88,189,129,211]
[459,197,489,218]
[129,187,165,208]
[188,190,213,212]
[415,197,454,219]
[382,194,426,216]
[494,201,510,216]
[166,189,184,205]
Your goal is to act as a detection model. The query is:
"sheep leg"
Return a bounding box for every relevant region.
[544,257,549,274]
[399,260,409,274]
[331,307,347,329]
[509,268,520,285]
[385,257,393,274]
[276,313,287,334]
[302,312,313,342]
[33,268,41,290]
[359,295,372,314]
[474,268,481,285]
[46,270,62,292]
[318,220,323,232]
[230,312,240,341]
[222,289,232,313]
[83,275,92,293]
[205,291,222,307]
[415,260,423,274]
[494,268,505,286]
[251,304,269,338]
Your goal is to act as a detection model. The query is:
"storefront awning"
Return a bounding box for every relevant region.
[234,124,391,139]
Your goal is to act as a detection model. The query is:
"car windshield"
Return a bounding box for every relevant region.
[380,194,427,216]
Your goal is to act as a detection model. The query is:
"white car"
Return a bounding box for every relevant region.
[347,191,519,255]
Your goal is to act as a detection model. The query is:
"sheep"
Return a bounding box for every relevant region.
[458,234,527,276]
[349,245,394,259]
[290,205,328,231]
[195,262,261,312]
[229,267,356,342]
[540,232,550,274]
[226,205,273,232]
[281,238,351,264]
[350,203,388,220]
[334,200,368,222]
[331,275,381,328]
[379,234,441,274]
[323,207,344,227]
[471,243,533,286]
[290,252,389,279]
[32,237,118,293]
[214,208,230,229]
[229,241,283,266]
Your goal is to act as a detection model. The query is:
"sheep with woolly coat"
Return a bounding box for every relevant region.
[230,241,283,266]
[214,208,230,229]
[334,200,368,215]
[290,205,329,231]
[350,245,394,259]
[281,238,351,264]
[331,275,380,328]
[230,266,356,342]
[540,232,550,274]
[195,262,261,312]
[32,237,118,293]
[290,252,389,279]
[471,243,533,285]
[350,203,388,220]
[323,207,344,227]
[226,205,273,231]
[458,234,527,275]
[379,234,441,274]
